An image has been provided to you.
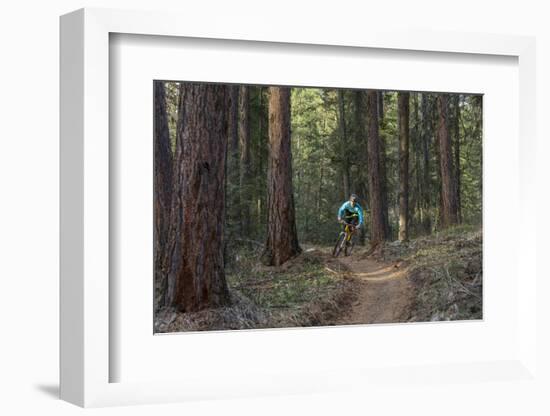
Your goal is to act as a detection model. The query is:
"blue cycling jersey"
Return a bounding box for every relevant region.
[337,201,364,226]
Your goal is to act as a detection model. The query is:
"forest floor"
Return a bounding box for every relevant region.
[328,252,413,325]
[155,225,482,333]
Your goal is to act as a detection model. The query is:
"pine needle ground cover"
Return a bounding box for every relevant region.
[155,226,482,332]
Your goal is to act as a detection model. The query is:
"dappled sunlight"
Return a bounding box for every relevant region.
[352,269,408,282]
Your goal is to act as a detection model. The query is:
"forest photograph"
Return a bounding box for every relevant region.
[153,81,483,333]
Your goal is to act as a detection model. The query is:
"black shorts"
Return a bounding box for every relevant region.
[342,216,359,229]
[342,209,359,224]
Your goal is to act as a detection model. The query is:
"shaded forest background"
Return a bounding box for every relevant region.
[160,83,481,243]
[153,81,482,326]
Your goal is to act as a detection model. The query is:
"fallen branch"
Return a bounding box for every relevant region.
[444,266,481,300]
[324,266,341,275]
[363,241,381,257]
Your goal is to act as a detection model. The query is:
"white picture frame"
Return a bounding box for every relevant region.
[60,7,538,408]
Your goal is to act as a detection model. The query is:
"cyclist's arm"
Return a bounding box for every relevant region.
[337,202,347,222]
[357,204,364,226]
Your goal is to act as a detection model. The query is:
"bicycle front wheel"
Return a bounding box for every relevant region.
[344,236,355,256]
[332,232,346,257]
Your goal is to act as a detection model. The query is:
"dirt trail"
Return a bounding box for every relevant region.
[330,253,414,324]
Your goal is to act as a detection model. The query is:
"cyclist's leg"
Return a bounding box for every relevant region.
[341,219,349,231]
[349,218,359,240]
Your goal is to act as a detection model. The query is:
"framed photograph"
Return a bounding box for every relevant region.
[60,8,538,408]
[150,80,483,335]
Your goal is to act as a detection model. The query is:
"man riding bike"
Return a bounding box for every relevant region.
[332,194,365,257]
[337,193,364,230]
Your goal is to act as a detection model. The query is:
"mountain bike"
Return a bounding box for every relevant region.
[332,221,358,257]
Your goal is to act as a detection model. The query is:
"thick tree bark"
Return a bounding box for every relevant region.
[366,90,386,244]
[338,90,350,198]
[166,83,231,312]
[262,87,301,266]
[436,94,459,228]
[228,88,240,193]
[154,81,173,310]
[398,92,410,241]
[239,86,252,236]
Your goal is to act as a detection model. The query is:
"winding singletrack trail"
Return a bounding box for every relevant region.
[332,253,414,324]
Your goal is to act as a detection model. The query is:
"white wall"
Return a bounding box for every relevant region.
[1,0,548,415]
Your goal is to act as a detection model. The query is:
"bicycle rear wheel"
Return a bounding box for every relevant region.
[332,232,346,257]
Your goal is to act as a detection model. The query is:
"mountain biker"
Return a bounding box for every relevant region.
[337,194,364,231]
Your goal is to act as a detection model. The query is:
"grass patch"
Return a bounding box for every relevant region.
[224,247,356,328]
[228,260,335,309]
[380,226,482,322]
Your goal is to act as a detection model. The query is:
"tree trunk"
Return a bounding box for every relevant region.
[251,87,268,231]
[318,160,324,223]
[420,93,432,232]
[411,93,421,232]
[239,86,252,236]
[166,83,231,312]
[354,91,367,245]
[377,92,390,238]
[436,94,458,228]
[378,91,384,122]
[366,90,386,244]
[262,87,301,266]
[256,87,267,229]
[453,94,462,223]
[226,85,240,234]
[433,95,445,226]
[154,81,173,310]
[398,92,410,241]
[338,90,350,198]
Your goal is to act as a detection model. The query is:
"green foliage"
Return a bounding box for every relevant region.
[380,92,399,229]
[291,88,341,243]
[248,86,269,239]
[163,83,482,246]
[290,88,482,243]
[458,96,483,224]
